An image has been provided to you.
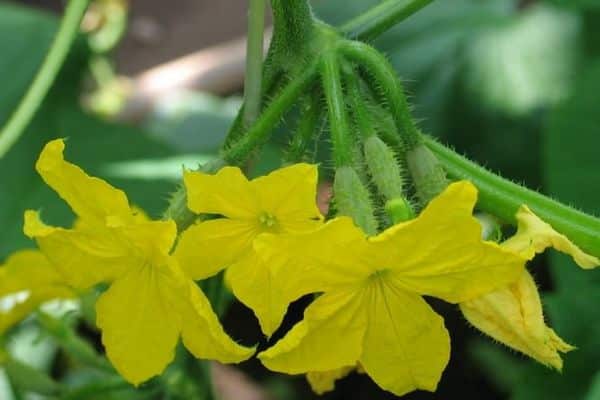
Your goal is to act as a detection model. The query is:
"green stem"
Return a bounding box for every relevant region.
[339,40,422,149]
[425,136,600,258]
[243,0,266,126]
[269,0,314,56]
[321,52,352,167]
[223,61,318,165]
[0,0,90,159]
[344,67,376,140]
[285,94,322,162]
[340,0,434,42]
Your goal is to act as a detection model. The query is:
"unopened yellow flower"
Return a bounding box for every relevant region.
[24,139,254,385]
[0,250,73,333]
[175,164,323,336]
[461,205,598,370]
[254,182,526,397]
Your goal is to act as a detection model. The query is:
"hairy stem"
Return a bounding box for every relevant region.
[270,0,314,56]
[285,94,322,162]
[340,40,421,149]
[340,0,434,42]
[0,0,90,159]
[425,136,600,258]
[321,52,353,167]
[223,61,318,165]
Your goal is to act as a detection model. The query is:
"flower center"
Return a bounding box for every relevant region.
[258,212,279,232]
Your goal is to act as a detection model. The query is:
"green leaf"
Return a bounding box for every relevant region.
[548,0,600,11]
[0,4,182,258]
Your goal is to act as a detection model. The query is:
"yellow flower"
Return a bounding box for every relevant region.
[174,164,323,336]
[306,366,355,395]
[24,139,254,385]
[253,182,526,397]
[0,250,73,334]
[502,206,599,268]
[461,205,598,370]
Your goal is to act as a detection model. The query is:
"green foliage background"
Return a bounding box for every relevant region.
[0,0,599,398]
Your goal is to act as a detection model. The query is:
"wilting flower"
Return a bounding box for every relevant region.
[175,164,323,336]
[24,139,253,385]
[253,182,526,396]
[461,205,599,370]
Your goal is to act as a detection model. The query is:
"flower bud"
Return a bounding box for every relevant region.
[406,144,448,204]
[363,135,404,200]
[333,166,378,235]
[385,197,414,224]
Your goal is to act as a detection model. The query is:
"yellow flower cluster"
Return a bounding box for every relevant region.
[0,139,597,396]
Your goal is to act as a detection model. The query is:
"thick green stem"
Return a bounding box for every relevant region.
[270,0,314,56]
[321,53,352,167]
[425,136,600,258]
[0,0,90,158]
[243,0,266,125]
[339,40,422,149]
[340,0,434,42]
[223,61,318,165]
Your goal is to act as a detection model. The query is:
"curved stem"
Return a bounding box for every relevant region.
[339,40,422,149]
[425,136,600,258]
[0,0,90,159]
[243,0,266,125]
[321,52,353,167]
[340,0,434,42]
[223,61,318,165]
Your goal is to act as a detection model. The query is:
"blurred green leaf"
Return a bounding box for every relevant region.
[548,0,600,10]
[0,3,182,258]
[463,4,579,116]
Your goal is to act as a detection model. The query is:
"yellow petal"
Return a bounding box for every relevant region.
[370,181,526,303]
[24,211,132,289]
[117,219,177,266]
[258,288,367,374]
[503,205,599,269]
[175,219,258,280]
[184,167,259,219]
[225,251,289,337]
[251,163,323,230]
[253,218,373,301]
[35,139,131,224]
[0,250,73,333]
[360,280,450,396]
[306,366,355,395]
[96,263,183,385]
[460,271,575,370]
[177,261,254,363]
[0,250,67,292]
